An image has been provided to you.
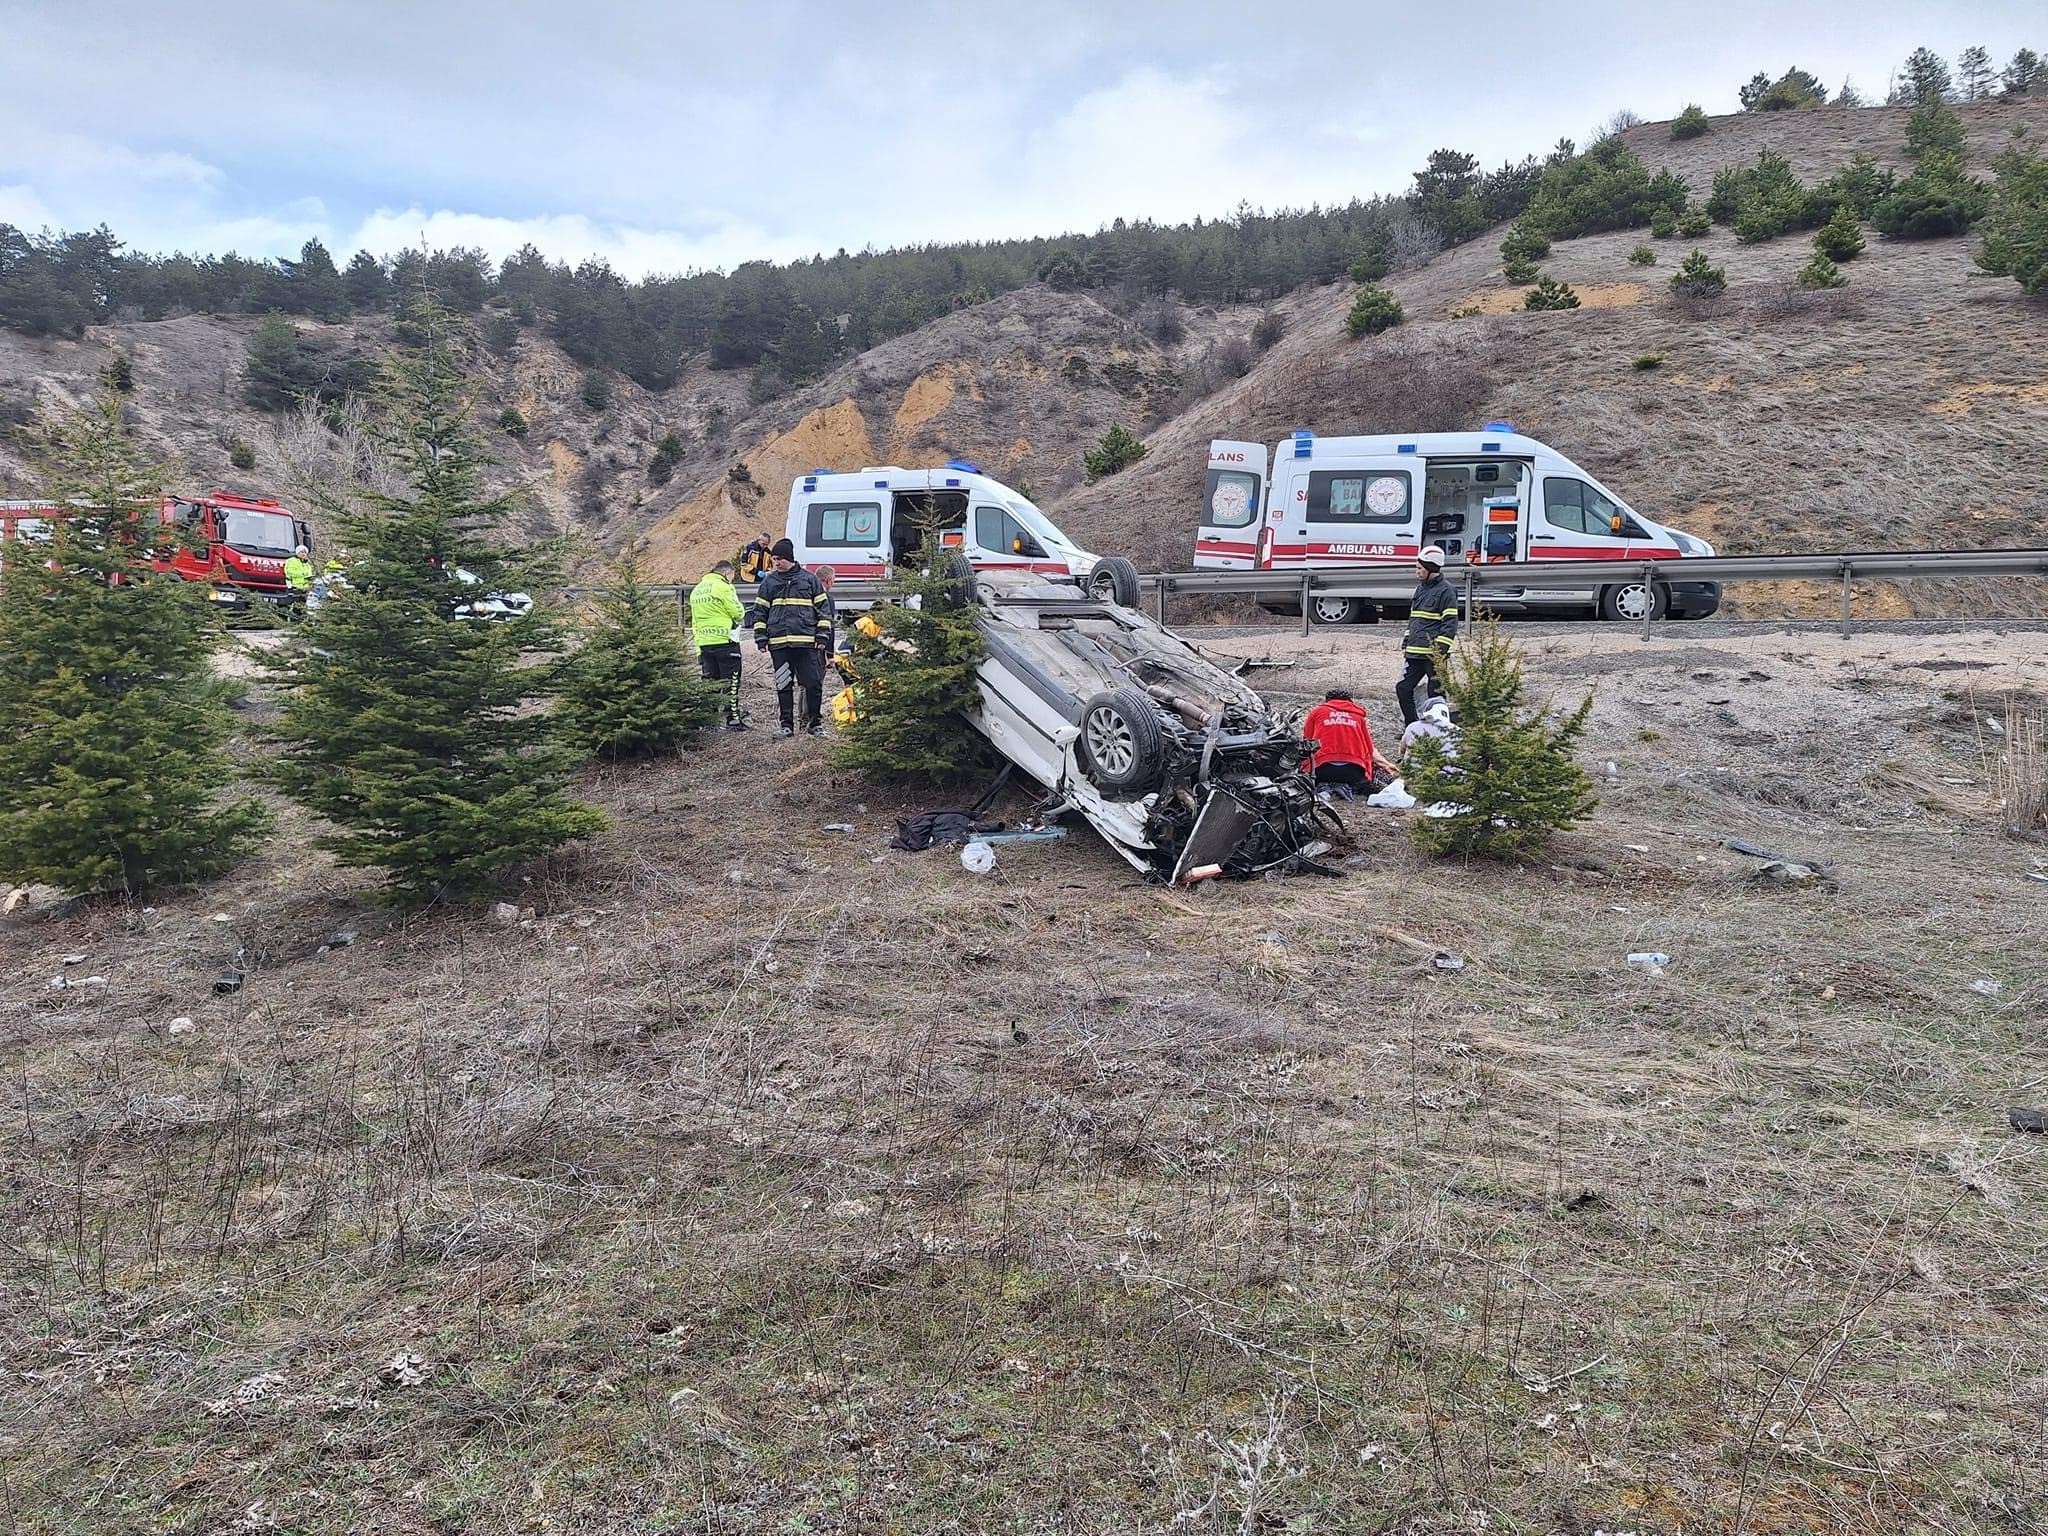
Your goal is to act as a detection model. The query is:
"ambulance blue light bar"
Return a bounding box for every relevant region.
[1290,429,1313,459]
[1483,420,1515,433]
[945,458,982,474]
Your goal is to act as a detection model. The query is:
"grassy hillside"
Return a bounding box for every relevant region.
[1054,97,2048,615]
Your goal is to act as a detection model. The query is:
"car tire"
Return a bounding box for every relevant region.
[1076,687,1166,798]
[1599,579,1668,623]
[1307,594,1366,626]
[930,551,976,611]
[1089,555,1141,608]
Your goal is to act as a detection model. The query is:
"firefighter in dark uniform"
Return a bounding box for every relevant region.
[1397,544,1458,725]
[749,538,833,736]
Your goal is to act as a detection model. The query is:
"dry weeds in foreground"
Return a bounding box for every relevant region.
[1,632,2043,1534]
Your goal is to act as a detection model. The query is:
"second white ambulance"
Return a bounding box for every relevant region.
[1196,423,1720,623]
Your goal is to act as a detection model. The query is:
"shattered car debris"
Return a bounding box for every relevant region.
[961,567,1337,880]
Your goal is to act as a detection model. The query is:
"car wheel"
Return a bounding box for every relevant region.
[1076,687,1166,797]
[1600,579,1668,623]
[930,551,976,611]
[1088,554,1141,608]
[1307,595,1364,626]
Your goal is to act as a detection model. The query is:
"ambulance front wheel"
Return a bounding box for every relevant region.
[1088,555,1141,609]
[1307,595,1369,626]
[1600,580,1668,623]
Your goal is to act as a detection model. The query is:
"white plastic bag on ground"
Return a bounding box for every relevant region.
[960,841,997,875]
[1365,778,1416,810]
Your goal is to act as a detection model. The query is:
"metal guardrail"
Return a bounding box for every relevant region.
[591,546,2048,642]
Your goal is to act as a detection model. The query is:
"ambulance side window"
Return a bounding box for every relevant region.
[806,502,883,547]
[1543,478,1605,535]
[973,504,1042,556]
[1307,470,1411,524]
[1203,469,1261,529]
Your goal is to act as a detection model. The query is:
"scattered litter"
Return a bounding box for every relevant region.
[1969,978,2003,996]
[726,869,746,885]
[213,970,244,995]
[1431,951,1466,972]
[1986,715,2006,736]
[822,822,856,833]
[959,841,997,876]
[1820,985,1836,1000]
[61,952,86,966]
[47,974,107,990]
[1365,780,1416,809]
[892,811,1003,851]
[829,1198,872,1220]
[1753,859,1827,887]
[211,912,232,923]
[489,901,520,927]
[1627,951,1670,973]
[379,1350,430,1388]
[1604,761,1619,777]
[2009,1107,2047,1134]
[1181,862,1223,885]
[167,1017,196,1035]
[1623,844,1650,855]
[2027,872,2048,884]
[3,887,27,913]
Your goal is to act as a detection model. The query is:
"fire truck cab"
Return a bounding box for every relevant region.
[157,492,310,608]
[1196,423,1720,624]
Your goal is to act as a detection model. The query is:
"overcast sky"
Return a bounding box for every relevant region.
[1,1,2039,275]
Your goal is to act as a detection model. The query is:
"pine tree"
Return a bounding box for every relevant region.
[1812,204,1866,260]
[2004,49,2044,97]
[1794,251,1848,288]
[1898,47,1953,104]
[1405,619,1596,858]
[280,237,344,321]
[1523,274,1581,310]
[0,395,266,895]
[1084,423,1148,482]
[1343,284,1404,337]
[343,250,390,311]
[830,551,990,781]
[1957,46,1994,101]
[1669,249,1728,297]
[1976,138,2048,294]
[560,552,721,759]
[263,299,605,905]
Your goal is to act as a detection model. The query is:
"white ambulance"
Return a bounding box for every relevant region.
[1196,423,1720,624]
[784,458,1141,604]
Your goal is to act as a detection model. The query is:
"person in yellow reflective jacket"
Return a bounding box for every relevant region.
[690,559,749,730]
[1397,544,1458,724]
[283,544,313,594]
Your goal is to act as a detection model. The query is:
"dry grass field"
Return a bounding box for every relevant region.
[4,623,2044,1535]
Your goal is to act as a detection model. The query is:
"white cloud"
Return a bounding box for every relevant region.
[341,208,823,276]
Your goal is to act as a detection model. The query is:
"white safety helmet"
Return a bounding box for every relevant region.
[1417,545,1446,568]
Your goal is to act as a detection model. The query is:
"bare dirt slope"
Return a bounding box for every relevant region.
[635,286,1210,581]
[1054,99,2048,616]
[4,622,2042,1534]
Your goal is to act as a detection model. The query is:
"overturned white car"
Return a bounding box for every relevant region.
[959,566,1336,881]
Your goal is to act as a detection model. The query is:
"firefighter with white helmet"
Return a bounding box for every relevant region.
[1397,544,1458,725]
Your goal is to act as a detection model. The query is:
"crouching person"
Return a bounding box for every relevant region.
[1301,688,1400,798]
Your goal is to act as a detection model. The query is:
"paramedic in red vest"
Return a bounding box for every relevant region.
[1398,545,1458,725]
[1302,688,1400,794]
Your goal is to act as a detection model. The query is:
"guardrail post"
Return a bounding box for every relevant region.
[1840,562,1852,639]
[1640,564,1654,642]
[1157,574,1169,626]
[1462,570,1475,626]
[1300,571,1311,636]
[675,587,687,633]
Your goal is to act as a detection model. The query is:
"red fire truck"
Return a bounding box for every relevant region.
[155,492,310,608]
[0,492,310,608]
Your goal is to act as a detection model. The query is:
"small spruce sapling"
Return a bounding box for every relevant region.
[0,395,266,895]
[560,551,722,759]
[1344,284,1404,337]
[1404,619,1597,858]
[1812,205,1866,261]
[830,546,991,781]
